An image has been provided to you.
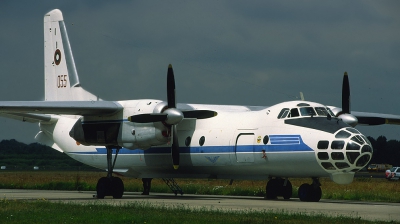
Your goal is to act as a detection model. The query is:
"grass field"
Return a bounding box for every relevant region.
[0,171,399,202]
[0,171,398,223]
[0,199,394,224]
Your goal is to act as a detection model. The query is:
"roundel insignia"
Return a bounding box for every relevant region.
[257,136,261,143]
[54,49,61,65]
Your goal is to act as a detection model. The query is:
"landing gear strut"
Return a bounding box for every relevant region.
[298,178,322,202]
[96,146,124,199]
[266,178,292,200]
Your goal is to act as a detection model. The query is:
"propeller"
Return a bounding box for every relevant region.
[331,72,400,126]
[128,64,217,169]
[333,72,358,127]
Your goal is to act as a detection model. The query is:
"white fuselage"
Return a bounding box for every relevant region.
[38,100,372,184]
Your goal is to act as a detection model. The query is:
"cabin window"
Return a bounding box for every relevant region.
[185,136,191,146]
[263,135,269,144]
[199,136,205,146]
[299,107,316,116]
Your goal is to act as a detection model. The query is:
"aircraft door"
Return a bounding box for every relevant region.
[235,133,255,163]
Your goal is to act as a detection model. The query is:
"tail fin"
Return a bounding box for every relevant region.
[44,9,99,101]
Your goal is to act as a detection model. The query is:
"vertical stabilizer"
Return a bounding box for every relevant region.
[44,9,99,101]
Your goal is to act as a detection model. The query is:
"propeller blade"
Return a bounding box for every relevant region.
[342,72,350,114]
[167,64,176,109]
[171,125,179,169]
[357,117,386,125]
[356,116,400,126]
[128,113,167,123]
[182,110,218,119]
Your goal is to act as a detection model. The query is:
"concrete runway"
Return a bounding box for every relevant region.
[1,189,399,222]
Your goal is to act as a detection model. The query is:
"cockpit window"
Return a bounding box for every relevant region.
[277,106,335,119]
[277,108,290,119]
[289,108,300,117]
[326,107,335,116]
[299,107,316,116]
[315,107,329,116]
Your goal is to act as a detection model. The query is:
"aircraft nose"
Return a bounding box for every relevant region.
[315,127,373,173]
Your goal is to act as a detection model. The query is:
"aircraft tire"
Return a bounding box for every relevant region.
[111,177,124,199]
[96,177,110,199]
[309,186,322,202]
[298,183,311,201]
[265,179,278,199]
[281,180,292,200]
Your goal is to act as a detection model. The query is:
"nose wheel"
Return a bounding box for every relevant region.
[96,146,124,199]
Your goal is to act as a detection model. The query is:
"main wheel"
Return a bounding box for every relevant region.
[281,180,292,200]
[298,183,311,201]
[111,177,124,199]
[266,179,278,199]
[96,177,110,199]
[309,186,322,202]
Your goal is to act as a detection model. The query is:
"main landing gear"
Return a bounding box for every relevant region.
[96,146,124,199]
[298,178,322,202]
[265,178,292,200]
[265,177,322,202]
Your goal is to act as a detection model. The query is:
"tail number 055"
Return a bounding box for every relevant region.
[57,75,67,88]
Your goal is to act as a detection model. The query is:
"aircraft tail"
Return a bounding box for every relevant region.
[44,9,99,101]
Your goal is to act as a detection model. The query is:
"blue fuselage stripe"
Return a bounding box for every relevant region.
[69,137,313,155]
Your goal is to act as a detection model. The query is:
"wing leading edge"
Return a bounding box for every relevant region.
[0,101,123,116]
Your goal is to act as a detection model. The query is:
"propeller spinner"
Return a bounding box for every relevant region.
[128,64,217,169]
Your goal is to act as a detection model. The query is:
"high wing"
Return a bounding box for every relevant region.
[0,101,122,116]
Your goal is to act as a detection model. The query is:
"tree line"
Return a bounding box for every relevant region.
[368,136,400,166]
[0,139,99,171]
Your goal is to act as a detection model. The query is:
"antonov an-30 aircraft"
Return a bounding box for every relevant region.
[2,9,400,202]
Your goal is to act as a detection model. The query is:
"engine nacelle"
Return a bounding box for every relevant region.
[69,118,168,150]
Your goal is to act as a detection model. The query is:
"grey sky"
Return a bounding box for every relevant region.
[0,1,399,143]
